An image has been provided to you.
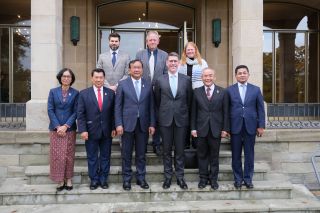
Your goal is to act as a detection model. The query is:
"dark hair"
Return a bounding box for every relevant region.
[56,68,75,86]
[91,68,105,77]
[235,65,249,74]
[108,32,121,41]
[166,52,179,60]
[129,59,143,68]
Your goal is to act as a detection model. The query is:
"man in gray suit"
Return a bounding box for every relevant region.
[154,52,192,190]
[191,68,230,190]
[97,32,130,91]
[136,31,168,156]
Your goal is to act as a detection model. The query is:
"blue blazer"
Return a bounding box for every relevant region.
[227,83,265,135]
[115,77,155,132]
[47,87,79,131]
[77,86,115,140]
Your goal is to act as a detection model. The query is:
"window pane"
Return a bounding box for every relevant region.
[115,31,145,59]
[12,27,31,102]
[263,32,273,103]
[275,32,305,103]
[0,28,9,103]
[0,1,30,25]
[308,32,320,102]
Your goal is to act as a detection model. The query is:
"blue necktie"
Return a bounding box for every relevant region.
[170,75,177,97]
[135,80,140,100]
[112,52,116,67]
[240,84,246,103]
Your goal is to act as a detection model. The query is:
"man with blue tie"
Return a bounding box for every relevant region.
[154,52,192,189]
[115,59,155,191]
[77,68,116,190]
[227,65,265,189]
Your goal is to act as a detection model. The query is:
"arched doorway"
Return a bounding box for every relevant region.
[97,1,195,59]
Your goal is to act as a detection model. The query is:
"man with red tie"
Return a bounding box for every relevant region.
[77,68,116,190]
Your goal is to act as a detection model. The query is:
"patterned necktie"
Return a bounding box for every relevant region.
[170,75,177,97]
[97,88,102,111]
[134,80,140,100]
[149,51,155,81]
[206,87,211,100]
[112,52,116,67]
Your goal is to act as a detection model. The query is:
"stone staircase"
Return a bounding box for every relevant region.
[0,131,320,212]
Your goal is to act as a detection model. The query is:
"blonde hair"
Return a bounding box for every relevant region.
[181,42,202,65]
[146,31,160,40]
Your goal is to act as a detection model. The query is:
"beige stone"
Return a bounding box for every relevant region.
[0,155,19,166]
[26,100,49,131]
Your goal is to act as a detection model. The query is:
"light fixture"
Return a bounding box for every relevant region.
[70,16,80,46]
[212,19,221,48]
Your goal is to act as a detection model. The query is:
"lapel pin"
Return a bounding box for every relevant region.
[105,93,107,95]
[142,84,145,88]
[217,90,219,94]
[69,93,71,96]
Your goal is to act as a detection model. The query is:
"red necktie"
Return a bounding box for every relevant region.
[97,88,102,111]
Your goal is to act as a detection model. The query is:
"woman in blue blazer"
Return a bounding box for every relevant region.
[47,68,79,191]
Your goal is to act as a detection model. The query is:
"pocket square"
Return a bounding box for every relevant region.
[87,121,92,124]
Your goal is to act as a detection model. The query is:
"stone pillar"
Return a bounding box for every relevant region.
[26,0,63,130]
[232,0,263,88]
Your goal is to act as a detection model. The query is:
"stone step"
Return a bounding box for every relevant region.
[0,178,293,205]
[1,198,320,213]
[15,150,235,167]
[25,163,269,185]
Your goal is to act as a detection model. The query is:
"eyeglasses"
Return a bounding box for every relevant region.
[62,75,72,79]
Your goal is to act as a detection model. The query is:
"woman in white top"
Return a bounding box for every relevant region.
[178,42,208,89]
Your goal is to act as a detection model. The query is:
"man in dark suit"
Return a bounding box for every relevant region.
[191,68,230,190]
[77,68,116,190]
[97,32,130,91]
[154,52,192,189]
[136,30,168,156]
[115,59,155,191]
[227,65,265,189]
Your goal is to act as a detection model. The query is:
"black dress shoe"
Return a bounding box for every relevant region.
[90,182,99,190]
[153,146,163,156]
[65,185,73,191]
[244,182,254,189]
[177,178,188,189]
[123,181,131,191]
[56,183,65,191]
[234,182,242,189]
[101,182,109,189]
[198,179,207,189]
[162,178,171,189]
[211,181,219,190]
[136,180,149,189]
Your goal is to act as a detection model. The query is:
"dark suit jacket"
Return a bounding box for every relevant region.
[191,85,230,138]
[47,86,79,131]
[136,48,168,85]
[115,77,155,132]
[227,83,265,135]
[154,73,192,127]
[77,86,115,140]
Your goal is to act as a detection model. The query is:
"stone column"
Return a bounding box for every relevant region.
[232,0,263,88]
[26,0,63,130]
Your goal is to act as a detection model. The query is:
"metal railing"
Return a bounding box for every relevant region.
[267,103,320,128]
[0,103,26,130]
[312,151,320,186]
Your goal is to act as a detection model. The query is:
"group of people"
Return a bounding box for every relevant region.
[47,31,265,192]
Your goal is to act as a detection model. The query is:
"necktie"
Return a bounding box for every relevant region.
[112,52,116,67]
[206,87,211,100]
[240,84,246,103]
[149,51,155,81]
[97,88,102,111]
[134,80,140,100]
[170,75,177,97]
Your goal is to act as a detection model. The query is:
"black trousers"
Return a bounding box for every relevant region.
[197,130,221,182]
[160,121,187,180]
